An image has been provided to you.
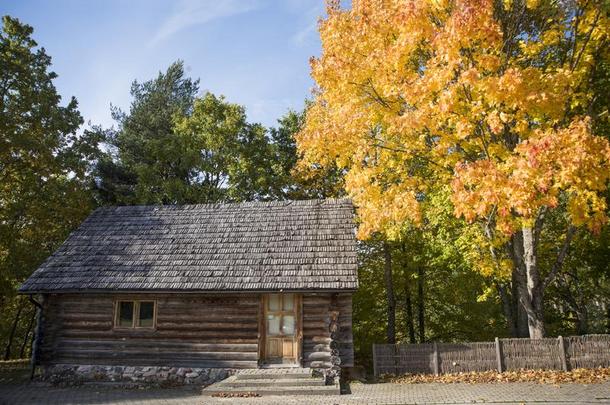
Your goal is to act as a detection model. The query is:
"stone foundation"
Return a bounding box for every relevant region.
[41,364,233,387]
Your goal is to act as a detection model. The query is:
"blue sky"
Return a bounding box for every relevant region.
[4,0,326,129]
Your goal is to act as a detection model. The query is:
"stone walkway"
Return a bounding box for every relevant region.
[0,381,609,404]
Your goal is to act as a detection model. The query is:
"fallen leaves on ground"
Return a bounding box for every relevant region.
[387,368,610,385]
[210,392,261,398]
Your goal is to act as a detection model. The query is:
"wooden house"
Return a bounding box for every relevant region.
[19,199,358,382]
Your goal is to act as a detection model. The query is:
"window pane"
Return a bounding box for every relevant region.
[138,302,155,327]
[267,314,280,335]
[282,315,295,335]
[283,294,294,311]
[268,295,280,311]
[118,302,133,327]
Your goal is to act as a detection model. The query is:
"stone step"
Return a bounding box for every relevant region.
[201,383,340,397]
[234,368,313,380]
[218,376,326,387]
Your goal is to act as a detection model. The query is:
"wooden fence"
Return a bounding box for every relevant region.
[372,334,610,376]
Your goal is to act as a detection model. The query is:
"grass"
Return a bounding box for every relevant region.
[0,359,30,385]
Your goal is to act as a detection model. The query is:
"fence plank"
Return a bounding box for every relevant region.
[372,343,378,377]
[495,337,504,373]
[372,334,610,376]
[433,342,439,376]
[502,338,563,371]
[438,342,496,373]
[558,336,568,372]
[566,335,610,369]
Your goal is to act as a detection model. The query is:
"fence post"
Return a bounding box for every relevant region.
[372,343,378,377]
[495,337,504,373]
[433,342,440,375]
[558,336,569,371]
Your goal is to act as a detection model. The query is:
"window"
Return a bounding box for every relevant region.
[114,300,156,329]
[265,294,296,336]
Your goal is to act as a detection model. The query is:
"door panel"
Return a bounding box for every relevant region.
[267,338,281,357]
[263,294,299,364]
[282,339,294,357]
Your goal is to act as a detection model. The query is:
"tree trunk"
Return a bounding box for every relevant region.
[417,267,425,343]
[19,311,36,359]
[510,224,576,339]
[575,308,589,335]
[383,241,396,344]
[404,282,416,343]
[4,303,23,360]
[557,271,589,335]
[606,303,610,334]
[498,278,529,338]
[516,302,530,337]
[510,270,530,338]
[512,228,545,338]
[497,283,518,337]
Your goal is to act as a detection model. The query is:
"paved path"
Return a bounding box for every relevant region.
[1,381,609,404]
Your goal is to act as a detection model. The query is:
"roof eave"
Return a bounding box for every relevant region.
[18,287,359,295]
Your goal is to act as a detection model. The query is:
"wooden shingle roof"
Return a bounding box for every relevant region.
[19,199,358,293]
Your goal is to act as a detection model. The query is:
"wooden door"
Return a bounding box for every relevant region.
[263,294,300,364]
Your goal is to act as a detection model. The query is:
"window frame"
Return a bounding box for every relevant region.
[113,299,157,330]
[265,294,296,337]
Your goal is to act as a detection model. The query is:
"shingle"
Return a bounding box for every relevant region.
[19,199,358,292]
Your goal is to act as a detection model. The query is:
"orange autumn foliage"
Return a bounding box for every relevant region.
[297,0,610,240]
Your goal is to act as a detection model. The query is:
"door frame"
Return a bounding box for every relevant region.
[258,293,302,366]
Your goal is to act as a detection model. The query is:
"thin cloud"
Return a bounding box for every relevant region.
[291,4,323,46]
[292,21,317,46]
[149,0,260,47]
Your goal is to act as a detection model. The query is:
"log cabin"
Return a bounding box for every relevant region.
[19,199,358,383]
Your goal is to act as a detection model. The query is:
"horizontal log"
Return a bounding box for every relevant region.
[303,295,332,301]
[57,303,114,311]
[302,304,331,311]
[59,313,112,321]
[307,360,332,369]
[51,358,258,369]
[54,349,258,361]
[303,343,331,352]
[53,294,257,303]
[302,320,328,329]
[58,326,257,340]
[307,336,332,344]
[160,304,258,312]
[156,312,258,321]
[340,353,355,362]
[156,324,257,333]
[156,320,257,328]
[162,296,259,302]
[303,302,331,308]
[61,321,112,330]
[303,328,331,337]
[305,352,331,362]
[59,330,257,341]
[55,339,258,352]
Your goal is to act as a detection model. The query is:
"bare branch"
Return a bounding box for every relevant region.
[571,8,602,72]
[543,225,577,288]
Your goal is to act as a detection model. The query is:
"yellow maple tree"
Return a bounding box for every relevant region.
[297,0,610,337]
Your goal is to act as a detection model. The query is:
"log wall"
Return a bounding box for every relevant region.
[302,293,354,369]
[40,293,260,368]
[39,292,355,370]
